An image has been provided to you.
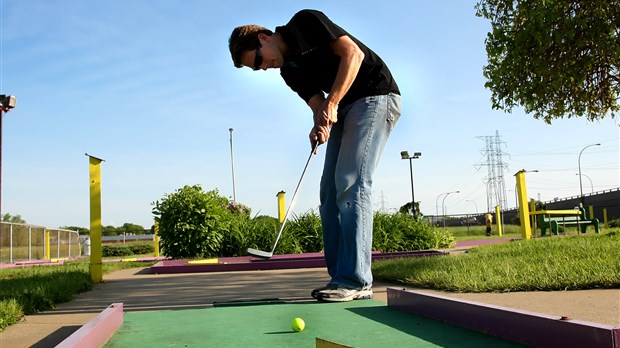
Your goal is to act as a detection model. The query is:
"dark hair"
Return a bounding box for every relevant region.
[229,25,273,68]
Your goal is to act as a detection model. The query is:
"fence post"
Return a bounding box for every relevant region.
[9,223,13,263]
[603,208,608,228]
[45,229,50,260]
[154,222,160,257]
[28,225,32,260]
[57,230,60,259]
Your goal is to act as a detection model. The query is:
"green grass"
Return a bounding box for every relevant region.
[372,229,620,292]
[0,258,158,332]
[441,223,605,242]
[442,224,522,241]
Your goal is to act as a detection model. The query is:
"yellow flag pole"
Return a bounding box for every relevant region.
[86,153,104,283]
[515,170,532,240]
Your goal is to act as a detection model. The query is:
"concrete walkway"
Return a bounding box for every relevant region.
[1,265,619,348]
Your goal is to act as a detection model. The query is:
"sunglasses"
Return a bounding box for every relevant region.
[253,47,262,71]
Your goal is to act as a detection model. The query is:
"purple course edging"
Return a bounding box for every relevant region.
[55,303,124,348]
[387,287,620,348]
[149,250,446,274]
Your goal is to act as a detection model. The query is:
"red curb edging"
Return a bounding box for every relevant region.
[55,303,124,348]
[387,288,619,348]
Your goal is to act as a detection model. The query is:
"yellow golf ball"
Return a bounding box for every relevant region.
[291,317,305,332]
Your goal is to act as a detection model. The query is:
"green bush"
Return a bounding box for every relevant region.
[373,212,455,252]
[151,185,455,257]
[608,218,620,228]
[227,215,277,257]
[0,299,22,331]
[128,243,154,255]
[246,211,452,254]
[152,185,251,258]
[100,242,153,257]
[102,245,133,257]
[277,211,323,254]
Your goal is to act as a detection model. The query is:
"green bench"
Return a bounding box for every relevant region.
[533,207,600,236]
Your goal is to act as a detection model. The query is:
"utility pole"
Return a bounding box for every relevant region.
[229,128,237,202]
[0,95,16,224]
[476,131,509,212]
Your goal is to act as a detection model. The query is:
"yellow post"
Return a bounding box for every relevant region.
[495,205,503,236]
[86,153,104,283]
[515,170,532,240]
[603,208,608,228]
[154,221,160,257]
[276,191,286,225]
[45,229,50,260]
[588,205,594,220]
[529,199,537,234]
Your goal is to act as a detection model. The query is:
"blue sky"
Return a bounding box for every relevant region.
[1,1,618,229]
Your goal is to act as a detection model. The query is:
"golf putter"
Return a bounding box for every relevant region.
[247,141,321,259]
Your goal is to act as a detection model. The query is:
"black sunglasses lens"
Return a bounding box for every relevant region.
[253,48,262,70]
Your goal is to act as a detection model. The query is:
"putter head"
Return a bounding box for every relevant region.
[247,248,273,259]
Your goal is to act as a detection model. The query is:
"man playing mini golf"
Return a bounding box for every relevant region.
[229,9,401,302]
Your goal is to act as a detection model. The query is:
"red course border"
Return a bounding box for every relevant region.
[387,288,620,348]
[55,303,124,348]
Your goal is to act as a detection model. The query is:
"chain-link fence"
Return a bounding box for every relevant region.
[0,222,81,264]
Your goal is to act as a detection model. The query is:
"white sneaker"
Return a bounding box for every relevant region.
[311,284,338,299]
[316,286,373,302]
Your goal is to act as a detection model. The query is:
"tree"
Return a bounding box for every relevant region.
[2,213,25,223]
[475,0,619,123]
[399,201,421,218]
[102,225,118,236]
[119,223,147,234]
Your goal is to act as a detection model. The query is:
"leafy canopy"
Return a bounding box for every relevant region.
[475,0,619,123]
[2,213,25,223]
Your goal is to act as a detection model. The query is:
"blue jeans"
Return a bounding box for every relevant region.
[319,93,402,289]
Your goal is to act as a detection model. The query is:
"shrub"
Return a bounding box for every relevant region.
[0,299,23,331]
[102,245,132,257]
[128,243,154,255]
[278,211,323,254]
[373,212,455,252]
[233,215,278,256]
[152,185,251,258]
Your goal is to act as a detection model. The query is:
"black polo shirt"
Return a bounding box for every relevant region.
[276,9,400,109]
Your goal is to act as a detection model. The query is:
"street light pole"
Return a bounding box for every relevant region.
[576,173,594,194]
[400,151,421,215]
[229,128,237,202]
[578,143,600,206]
[466,200,478,215]
[440,190,459,227]
[0,95,16,223]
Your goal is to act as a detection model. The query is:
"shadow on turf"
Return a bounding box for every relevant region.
[346,306,524,347]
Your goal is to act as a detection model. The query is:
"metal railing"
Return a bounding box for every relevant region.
[0,222,81,264]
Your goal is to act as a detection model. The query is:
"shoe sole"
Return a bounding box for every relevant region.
[311,285,338,299]
[316,290,373,303]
